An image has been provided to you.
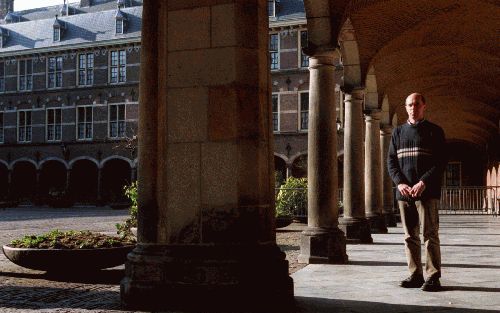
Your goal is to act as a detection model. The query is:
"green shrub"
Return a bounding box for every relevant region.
[275,177,307,217]
[116,181,138,238]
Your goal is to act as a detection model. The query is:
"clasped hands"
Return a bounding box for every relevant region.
[398,181,426,198]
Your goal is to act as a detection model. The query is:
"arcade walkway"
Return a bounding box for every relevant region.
[0,207,499,312]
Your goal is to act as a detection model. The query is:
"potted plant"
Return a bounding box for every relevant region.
[2,229,136,272]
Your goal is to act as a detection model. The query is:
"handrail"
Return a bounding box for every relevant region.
[275,186,499,218]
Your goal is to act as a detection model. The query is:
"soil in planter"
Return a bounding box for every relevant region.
[9,230,135,249]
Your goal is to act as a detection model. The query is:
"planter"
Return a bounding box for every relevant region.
[276,216,293,229]
[2,244,135,272]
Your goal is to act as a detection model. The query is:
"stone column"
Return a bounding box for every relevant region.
[381,125,396,226]
[339,89,373,243]
[298,50,348,264]
[34,168,41,205]
[121,2,293,312]
[364,110,387,233]
[285,163,292,179]
[65,168,71,192]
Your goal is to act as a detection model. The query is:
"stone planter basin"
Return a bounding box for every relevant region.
[276,217,293,229]
[2,244,135,272]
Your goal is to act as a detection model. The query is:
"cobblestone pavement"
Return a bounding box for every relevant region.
[0,207,304,313]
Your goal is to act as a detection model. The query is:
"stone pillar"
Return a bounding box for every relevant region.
[65,168,71,193]
[364,110,387,233]
[120,2,293,312]
[339,89,373,243]
[381,125,396,226]
[285,163,292,179]
[298,50,348,264]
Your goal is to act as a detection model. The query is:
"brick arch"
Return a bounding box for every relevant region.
[11,158,38,170]
[40,157,69,169]
[69,156,99,169]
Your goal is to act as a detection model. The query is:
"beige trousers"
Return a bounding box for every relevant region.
[398,199,441,279]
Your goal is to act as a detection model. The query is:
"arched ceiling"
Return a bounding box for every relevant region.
[304,0,500,148]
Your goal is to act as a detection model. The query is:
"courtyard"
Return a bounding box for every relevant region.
[0,207,499,312]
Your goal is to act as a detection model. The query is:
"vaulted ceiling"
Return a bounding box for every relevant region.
[304,0,500,149]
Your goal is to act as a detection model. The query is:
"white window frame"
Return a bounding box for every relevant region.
[47,56,63,89]
[298,91,309,131]
[17,110,32,143]
[76,105,93,141]
[109,49,127,84]
[269,33,280,70]
[77,52,94,86]
[0,61,4,92]
[46,108,62,142]
[18,58,33,91]
[108,103,126,139]
[272,93,280,133]
[268,0,276,17]
[0,111,4,143]
[298,29,309,68]
[116,19,124,34]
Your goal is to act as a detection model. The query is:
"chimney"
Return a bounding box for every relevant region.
[0,0,13,20]
[80,0,92,7]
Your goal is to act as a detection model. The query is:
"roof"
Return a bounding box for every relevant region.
[2,0,142,23]
[0,6,141,55]
[270,0,306,25]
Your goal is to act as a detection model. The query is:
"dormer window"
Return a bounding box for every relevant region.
[268,0,277,17]
[115,7,127,34]
[0,28,9,48]
[53,15,66,42]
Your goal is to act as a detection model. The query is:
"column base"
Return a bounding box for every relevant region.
[384,212,397,227]
[298,227,348,264]
[367,214,388,234]
[121,243,294,312]
[339,217,373,243]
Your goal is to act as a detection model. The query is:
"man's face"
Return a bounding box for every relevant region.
[405,95,426,122]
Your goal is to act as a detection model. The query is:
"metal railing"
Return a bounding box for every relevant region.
[275,186,499,219]
[440,186,498,216]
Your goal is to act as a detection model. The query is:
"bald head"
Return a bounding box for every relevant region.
[405,93,426,123]
[406,93,426,105]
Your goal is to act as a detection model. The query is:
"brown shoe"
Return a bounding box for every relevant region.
[399,274,424,288]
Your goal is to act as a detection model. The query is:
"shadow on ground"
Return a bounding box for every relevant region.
[0,269,124,284]
[295,297,500,313]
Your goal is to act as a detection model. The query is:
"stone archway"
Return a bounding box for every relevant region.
[0,162,8,200]
[11,161,37,203]
[101,158,131,204]
[70,159,98,204]
[292,153,307,178]
[39,160,67,202]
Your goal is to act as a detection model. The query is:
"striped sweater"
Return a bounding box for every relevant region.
[387,119,447,201]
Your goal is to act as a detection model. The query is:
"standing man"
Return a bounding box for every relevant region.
[387,93,447,292]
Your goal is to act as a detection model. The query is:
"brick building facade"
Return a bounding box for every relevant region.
[0,0,141,205]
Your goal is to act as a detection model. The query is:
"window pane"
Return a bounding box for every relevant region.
[111,51,118,66]
[110,105,117,120]
[87,54,94,67]
[26,111,31,124]
[55,125,62,140]
[56,72,62,87]
[119,66,126,82]
[300,93,309,111]
[26,60,32,74]
[56,57,63,71]
[79,54,85,68]
[78,123,84,139]
[116,20,123,33]
[118,121,125,137]
[56,109,61,122]
[85,107,92,122]
[268,0,275,17]
[119,50,126,64]
[19,111,25,125]
[49,58,55,71]
[47,109,54,124]
[87,70,93,85]
[269,34,278,51]
[118,105,125,120]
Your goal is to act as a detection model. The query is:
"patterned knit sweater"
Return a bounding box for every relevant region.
[387,119,447,201]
